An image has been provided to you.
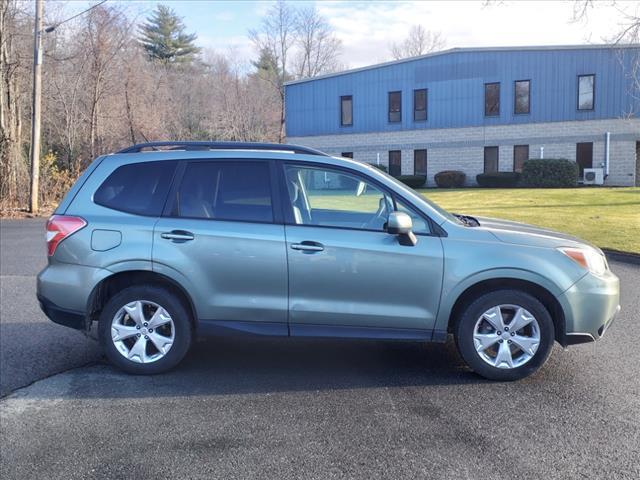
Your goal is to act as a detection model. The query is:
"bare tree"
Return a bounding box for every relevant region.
[293,6,342,79]
[249,0,297,143]
[390,25,445,60]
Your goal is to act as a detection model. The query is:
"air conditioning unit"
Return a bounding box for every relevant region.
[583,168,604,185]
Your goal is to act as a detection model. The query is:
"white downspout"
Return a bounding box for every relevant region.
[604,132,610,178]
[540,146,544,159]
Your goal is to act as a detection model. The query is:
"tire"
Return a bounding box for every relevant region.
[98,285,193,374]
[454,289,555,381]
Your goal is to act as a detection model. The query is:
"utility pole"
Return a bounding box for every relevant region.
[29,0,44,214]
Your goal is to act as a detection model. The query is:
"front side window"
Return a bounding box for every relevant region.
[484,82,500,116]
[175,161,273,222]
[577,74,595,110]
[514,80,530,114]
[94,161,177,216]
[513,145,529,173]
[414,149,427,176]
[414,89,427,121]
[484,146,499,173]
[388,91,401,122]
[340,95,353,126]
[388,150,401,177]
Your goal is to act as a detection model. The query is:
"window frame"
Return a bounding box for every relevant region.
[484,82,500,117]
[93,160,178,217]
[413,88,427,122]
[340,95,353,126]
[577,74,595,111]
[513,79,531,115]
[483,146,499,173]
[162,158,283,225]
[414,149,427,176]
[388,91,402,123]
[513,145,529,173]
[276,160,442,237]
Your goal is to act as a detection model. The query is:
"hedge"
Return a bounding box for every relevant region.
[520,159,578,188]
[397,175,427,188]
[368,163,388,173]
[434,170,466,188]
[476,172,521,188]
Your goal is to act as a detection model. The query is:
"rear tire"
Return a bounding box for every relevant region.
[454,289,554,381]
[98,285,192,374]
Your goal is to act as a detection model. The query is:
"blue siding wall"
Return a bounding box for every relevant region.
[285,47,640,137]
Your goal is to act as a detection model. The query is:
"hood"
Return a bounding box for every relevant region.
[475,216,596,250]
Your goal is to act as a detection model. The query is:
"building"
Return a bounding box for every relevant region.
[284,45,640,187]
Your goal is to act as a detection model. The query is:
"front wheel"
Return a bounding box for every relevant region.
[98,285,192,374]
[454,289,555,381]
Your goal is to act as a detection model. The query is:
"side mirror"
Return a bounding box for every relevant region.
[387,211,417,246]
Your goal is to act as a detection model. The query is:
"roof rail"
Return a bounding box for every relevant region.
[116,141,329,156]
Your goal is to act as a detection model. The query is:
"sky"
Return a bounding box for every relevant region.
[54,0,638,69]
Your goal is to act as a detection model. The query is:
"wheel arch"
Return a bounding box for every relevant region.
[86,270,198,330]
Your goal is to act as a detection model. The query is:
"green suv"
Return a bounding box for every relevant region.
[37,142,620,380]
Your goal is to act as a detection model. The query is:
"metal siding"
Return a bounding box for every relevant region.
[285,47,639,137]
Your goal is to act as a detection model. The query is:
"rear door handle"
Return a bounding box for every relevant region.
[291,241,324,252]
[160,230,195,242]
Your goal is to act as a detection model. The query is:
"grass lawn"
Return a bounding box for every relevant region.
[418,187,640,254]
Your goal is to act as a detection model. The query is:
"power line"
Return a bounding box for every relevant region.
[44,0,108,33]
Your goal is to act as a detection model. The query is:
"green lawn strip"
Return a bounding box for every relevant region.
[419,187,640,254]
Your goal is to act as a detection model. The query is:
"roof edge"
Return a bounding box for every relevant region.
[284,43,640,87]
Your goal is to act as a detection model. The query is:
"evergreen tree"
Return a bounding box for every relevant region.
[138,5,200,64]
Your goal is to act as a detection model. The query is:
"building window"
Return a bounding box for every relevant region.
[341,152,353,158]
[514,80,530,114]
[484,82,500,116]
[413,89,427,121]
[513,145,529,173]
[577,74,595,111]
[414,149,427,176]
[484,146,499,173]
[340,95,352,126]
[388,91,401,123]
[389,150,401,176]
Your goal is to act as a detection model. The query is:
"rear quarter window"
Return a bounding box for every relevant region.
[94,161,177,216]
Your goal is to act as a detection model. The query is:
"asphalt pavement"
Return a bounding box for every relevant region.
[1,218,639,479]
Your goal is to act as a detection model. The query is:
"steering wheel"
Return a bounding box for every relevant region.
[362,196,393,230]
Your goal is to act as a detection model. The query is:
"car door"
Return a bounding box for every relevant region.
[152,159,288,334]
[281,162,444,338]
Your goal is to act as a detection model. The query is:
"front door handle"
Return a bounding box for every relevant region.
[291,241,324,252]
[160,230,195,242]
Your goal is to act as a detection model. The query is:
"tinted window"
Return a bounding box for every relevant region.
[341,95,353,126]
[513,145,529,173]
[94,161,176,216]
[389,150,401,177]
[341,152,353,158]
[485,82,500,116]
[388,91,401,122]
[414,149,427,176]
[578,74,594,110]
[514,80,530,114]
[176,162,273,222]
[484,147,499,173]
[414,89,427,121]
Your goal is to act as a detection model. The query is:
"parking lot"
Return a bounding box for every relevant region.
[1,218,639,479]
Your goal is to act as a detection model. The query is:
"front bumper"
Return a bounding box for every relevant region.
[558,269,620,345]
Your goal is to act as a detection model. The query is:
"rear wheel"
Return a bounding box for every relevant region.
[98,285,192,374]
[454,289,554,381]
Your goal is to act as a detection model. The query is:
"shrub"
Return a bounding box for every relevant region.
[368,163,388,173]
[434,170,466,188]
[397,175,426,188]
[476,172,521,188]
[521,159,578,188]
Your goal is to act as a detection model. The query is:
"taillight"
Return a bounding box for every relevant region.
[46,215,87,256]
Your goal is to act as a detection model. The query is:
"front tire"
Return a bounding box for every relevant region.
[454,289,555,381]
[98,285,192,374]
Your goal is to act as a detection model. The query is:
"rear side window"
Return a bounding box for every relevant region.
[175,161,273,223]
[94,161,176,216]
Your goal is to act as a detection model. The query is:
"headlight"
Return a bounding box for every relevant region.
[558,247,608,276]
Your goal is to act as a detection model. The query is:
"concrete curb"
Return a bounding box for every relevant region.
[603,249,640,265]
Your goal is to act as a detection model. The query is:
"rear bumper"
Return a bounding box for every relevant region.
[558,269,620,345]
[37,294,86,330]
